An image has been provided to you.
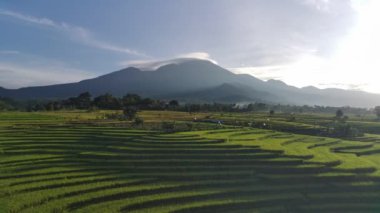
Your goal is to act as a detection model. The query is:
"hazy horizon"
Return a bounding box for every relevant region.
[1,0,379,93]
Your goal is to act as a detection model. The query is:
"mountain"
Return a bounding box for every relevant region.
[170,83,280,103]
[0,59,380,108]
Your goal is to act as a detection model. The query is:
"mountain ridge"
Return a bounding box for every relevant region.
[1,59,379,108]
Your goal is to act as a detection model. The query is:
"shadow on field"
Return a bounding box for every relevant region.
[1,126,380,212]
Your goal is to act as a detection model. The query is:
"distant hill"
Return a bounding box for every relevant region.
[1,59,380,108]
[169,83,280,104]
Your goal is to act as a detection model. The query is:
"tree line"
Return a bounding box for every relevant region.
[1,92,380,119]
[25,92,179,111]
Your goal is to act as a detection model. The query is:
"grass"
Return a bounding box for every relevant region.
[2,111,380,212]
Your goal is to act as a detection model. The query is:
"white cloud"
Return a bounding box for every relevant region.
[229,65,289,81]
[177,52,218,64]
[0,9,146,57]
[0,50,19,54]
[318,82,367,91]
[0,62,95,89]
[119,52,217,71]
[119,58,201,71]
[119,59,168,70]
[302,0,331,11]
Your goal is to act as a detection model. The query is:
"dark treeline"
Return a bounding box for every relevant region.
[0,92,378,117]
[26,92,172,111]
[0,97,19,111]
[0,93,179,112]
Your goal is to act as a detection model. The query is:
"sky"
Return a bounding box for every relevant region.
[0,0,379,93]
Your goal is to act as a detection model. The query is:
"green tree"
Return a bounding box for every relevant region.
[139,98,154,109]
[0,97,16,111]
[336,109,344,118]
[328,122,362,138]
[161,121,176,132]
[169,100,179,109]
[342,115,349,123]
[0,100,9,111]
[45,102,55,111]
[76,92,92,109]
[187,104,201,114]
[123,106,138,120]
[375,106,380,120]
[34,104,46,111]
[122,94,141,106]
[133,117,144,126]
[93,93,121,109]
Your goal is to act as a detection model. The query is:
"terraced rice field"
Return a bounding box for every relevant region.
[2,112,380,212]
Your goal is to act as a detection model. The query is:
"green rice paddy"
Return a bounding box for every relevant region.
[1,111,380,212]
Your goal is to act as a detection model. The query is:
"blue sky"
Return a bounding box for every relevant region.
[2,0,379,93]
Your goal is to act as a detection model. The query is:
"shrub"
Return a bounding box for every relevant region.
[123,106,138,120]
[375,106,380,120]
[161,121,176,132]
[327,123,363,138]
[133,117,144,126]
[185,122,194,131]
[105,113,123,120]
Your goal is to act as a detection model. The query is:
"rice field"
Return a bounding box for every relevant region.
[1,112,380,212]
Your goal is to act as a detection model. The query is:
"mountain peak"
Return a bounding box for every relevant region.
[118,67,142,73]
[302,86,319,91]
[266,79,288,86]
[96,67,142,80]
[154,58,230,76]
[1,60,380,107]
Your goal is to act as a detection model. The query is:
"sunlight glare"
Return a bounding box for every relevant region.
[284,0,380,93]
[331,0,380,92]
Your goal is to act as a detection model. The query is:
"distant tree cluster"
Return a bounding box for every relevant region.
[21,94,273,113]
[374,106,380,120]
[325,109,363,138]
[27,92,175,112]
[0,97,20,111]
[255,104,372,115]
[0,92,378,120]
[179,102,373,115]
